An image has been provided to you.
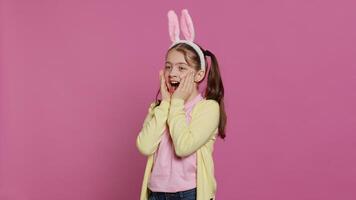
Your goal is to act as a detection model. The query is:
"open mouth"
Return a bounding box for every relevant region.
[170,81,180,88]
[169,81,180,93]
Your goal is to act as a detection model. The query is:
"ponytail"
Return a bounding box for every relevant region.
[204,50,227,139]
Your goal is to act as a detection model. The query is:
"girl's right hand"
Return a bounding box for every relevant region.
[159,70,171,102]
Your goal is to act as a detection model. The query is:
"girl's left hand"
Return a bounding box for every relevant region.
[172,71,195,102]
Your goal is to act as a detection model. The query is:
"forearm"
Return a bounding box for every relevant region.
[167,98,220,157]
[136,100,170,156]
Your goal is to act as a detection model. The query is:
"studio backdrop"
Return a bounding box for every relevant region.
[1,0,355,200]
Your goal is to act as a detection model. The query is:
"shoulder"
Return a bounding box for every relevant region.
[196,99,219,108]
[192,99,220,115]
[147,100,168,111]
[147,101,158,112]
[149,101,157,108]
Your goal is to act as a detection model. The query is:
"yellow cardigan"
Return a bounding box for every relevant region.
[136,97,220,200]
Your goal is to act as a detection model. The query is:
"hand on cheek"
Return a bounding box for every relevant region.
[172,71,195,102]
[159,70,171,101]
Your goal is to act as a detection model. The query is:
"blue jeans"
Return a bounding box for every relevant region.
[148,187,196,200]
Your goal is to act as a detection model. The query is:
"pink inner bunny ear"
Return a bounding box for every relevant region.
[180,9,195,41]
[168,10,180,42]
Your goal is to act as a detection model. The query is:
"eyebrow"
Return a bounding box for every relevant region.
[165,61,188,65]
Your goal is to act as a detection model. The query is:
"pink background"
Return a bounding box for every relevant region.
[1,0,356,199]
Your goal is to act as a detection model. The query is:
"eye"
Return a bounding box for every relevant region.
[165,65,172,70]
[178,66,186,71]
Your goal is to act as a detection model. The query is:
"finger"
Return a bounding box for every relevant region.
[160,71,169,92]
[187,72,194,90]
[184,72,192,90]
[159,70,164,87]
[182,72,190,91]
[187,72,194,91]
[165,79,170,90]
[159,70,164,83]
[177,73,187,91]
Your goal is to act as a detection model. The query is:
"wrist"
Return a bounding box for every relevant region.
[170,97,185,107]
[172,93,183,100]
[159,99,171,109]
[162,98,171,103]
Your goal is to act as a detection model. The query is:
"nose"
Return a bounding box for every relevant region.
[168,66,179,78]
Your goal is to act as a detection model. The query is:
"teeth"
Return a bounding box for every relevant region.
[170,81,180,88]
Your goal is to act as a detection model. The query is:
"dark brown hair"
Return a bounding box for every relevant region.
[154,43,227,139]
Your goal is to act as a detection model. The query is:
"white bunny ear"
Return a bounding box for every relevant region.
[180,9,195,41]
[168,10,180,42]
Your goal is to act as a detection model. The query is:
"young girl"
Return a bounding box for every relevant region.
[136,9,226,200]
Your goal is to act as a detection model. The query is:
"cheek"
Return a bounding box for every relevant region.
[179,69,196,80]
[163,74,170,86]
[179,72,189,79]
[164,72,169,80]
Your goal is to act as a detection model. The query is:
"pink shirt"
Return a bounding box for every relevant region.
[148,93,203,192]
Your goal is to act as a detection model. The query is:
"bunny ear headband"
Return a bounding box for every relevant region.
[167,9,206,71]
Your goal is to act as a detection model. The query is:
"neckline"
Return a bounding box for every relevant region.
[184,93,203,109]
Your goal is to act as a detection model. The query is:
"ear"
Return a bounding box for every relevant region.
[180,9,195,41]
[168,10,180,42]
[194,69,206,83]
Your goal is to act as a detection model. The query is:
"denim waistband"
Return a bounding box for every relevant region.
[149,187,196,196]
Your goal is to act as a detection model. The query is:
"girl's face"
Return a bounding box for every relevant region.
[164,49,198,94]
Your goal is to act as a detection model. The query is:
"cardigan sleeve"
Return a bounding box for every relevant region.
[136,100,170,156]
[167,98,220,157]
